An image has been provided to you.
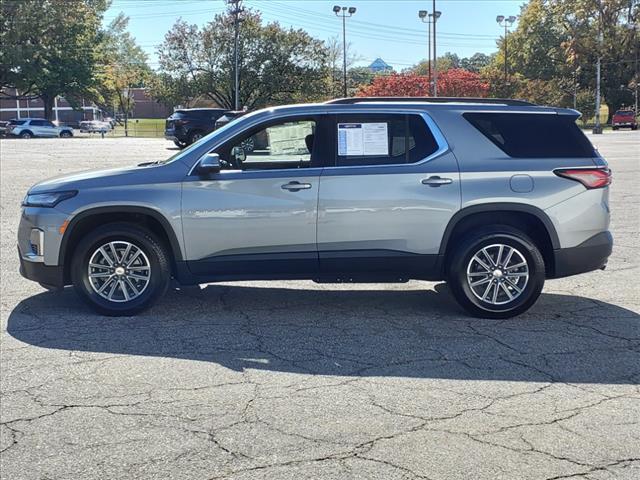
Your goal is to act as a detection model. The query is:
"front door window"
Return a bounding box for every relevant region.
[219,119,317,170]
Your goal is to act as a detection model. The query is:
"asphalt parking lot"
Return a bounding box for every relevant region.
[1,133,639,480]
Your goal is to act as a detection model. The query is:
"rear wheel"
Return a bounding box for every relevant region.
[188,130,204,145]
[447,226,545,318]
[60,130,73,138]
[173,139,187,149]
[71,223,171,316]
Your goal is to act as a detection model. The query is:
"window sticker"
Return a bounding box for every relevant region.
[338,122,389,156]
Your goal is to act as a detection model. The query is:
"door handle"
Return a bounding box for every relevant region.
[281,181,312,191]
[421,176,453,187]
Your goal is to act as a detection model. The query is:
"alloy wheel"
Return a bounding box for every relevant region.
[87,241,151,303]
[466,243,529,305]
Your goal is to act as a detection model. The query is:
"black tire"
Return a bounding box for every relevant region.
[446,225,545,319]
[60,130,73,138]
[188,130,204,145]
[612,126,619,130]
[632,125,638,131]
[173,139,187,149]
[20,130,33,139]
[71,223,171,316]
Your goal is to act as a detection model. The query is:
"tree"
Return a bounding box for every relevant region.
[0,0,108,119]
[460,53,492,73]
[97,13,151,129]
[325,36,361,98]
[356,70,488,98]
[439,69,490,97]
[148,73,199,109]
[157,11,329,109]
[409,52,492,76]
[488,0,638,118]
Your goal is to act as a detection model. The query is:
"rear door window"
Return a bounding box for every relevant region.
[464,112,595,158]
[334,114,439,167]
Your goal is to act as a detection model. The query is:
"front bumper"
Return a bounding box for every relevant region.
[19,248,65,289]
[552,231,613,278]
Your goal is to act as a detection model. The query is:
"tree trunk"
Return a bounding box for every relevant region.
[42,94,55,120]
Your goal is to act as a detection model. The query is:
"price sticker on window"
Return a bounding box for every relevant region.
[338,123,388,156]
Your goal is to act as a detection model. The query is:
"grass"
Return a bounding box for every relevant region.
[111,118,165,138]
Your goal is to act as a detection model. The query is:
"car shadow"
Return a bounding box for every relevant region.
[7,283,639,384]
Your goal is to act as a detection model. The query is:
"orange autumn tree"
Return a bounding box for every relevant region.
[357,69,489,97]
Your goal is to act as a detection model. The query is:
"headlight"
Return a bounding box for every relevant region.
[22,190,77,208]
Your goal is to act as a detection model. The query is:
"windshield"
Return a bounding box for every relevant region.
[156,110,253,165]
[10,119,26,125]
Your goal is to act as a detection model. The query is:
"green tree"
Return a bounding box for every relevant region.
[460,53,493,73]
[489,0,638,118]
[157,11,329,109]
[97,13,151,129]
[148,73,199,109]
[0,0,108,119]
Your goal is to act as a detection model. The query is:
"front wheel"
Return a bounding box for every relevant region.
[447,226,545,319]
[60,131,73,138]
[20,131,33,139]
[71,223,171,316]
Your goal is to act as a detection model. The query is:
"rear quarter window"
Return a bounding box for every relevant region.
[463,112,595,158]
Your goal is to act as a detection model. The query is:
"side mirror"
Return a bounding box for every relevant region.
[197,153,221,175]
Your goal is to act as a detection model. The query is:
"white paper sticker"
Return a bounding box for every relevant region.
[338,123,388,156]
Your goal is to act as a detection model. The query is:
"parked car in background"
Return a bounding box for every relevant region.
[18,98,612,318]
[215,110,268,152]
[79,120,111,134]
[611,109,638,130]
[103,117,116,128]
[0,120,10,136]
[7,118,74,138]
[165,108,230,148]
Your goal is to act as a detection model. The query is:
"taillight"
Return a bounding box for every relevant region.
[554,168,611,189]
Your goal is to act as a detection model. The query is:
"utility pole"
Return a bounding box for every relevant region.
[496,15,517,88]
[432,0,438,96]
[594,2,603,134]
[227,0,243,111]
[333,5,356,98]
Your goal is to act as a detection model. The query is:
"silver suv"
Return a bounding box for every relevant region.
[18,98,612,318]
[8,118,74,138]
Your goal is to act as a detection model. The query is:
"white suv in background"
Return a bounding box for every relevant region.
[8,118,74,138]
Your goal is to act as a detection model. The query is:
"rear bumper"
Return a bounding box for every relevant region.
[19,249,65,289]
[552,231,612,278]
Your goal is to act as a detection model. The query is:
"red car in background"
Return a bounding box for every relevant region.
[611,109,638,130]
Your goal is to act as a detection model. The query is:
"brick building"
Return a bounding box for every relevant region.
[0,87,173,125]
[0,88,101,125]
[128,88,173,119]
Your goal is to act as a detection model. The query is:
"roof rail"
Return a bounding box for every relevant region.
[325,97,535,106]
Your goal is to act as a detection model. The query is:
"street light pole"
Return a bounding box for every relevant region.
[432,0,438,97]
[333,5,356,98]
[594,2,603,135]
[418,10,431,92]
[496,15,517,88]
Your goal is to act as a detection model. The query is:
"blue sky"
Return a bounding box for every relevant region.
[104,0,525,70]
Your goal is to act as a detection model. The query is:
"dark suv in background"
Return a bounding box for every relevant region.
[165,108,229,148]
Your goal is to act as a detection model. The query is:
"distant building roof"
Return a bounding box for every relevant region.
[369,58,393,72]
